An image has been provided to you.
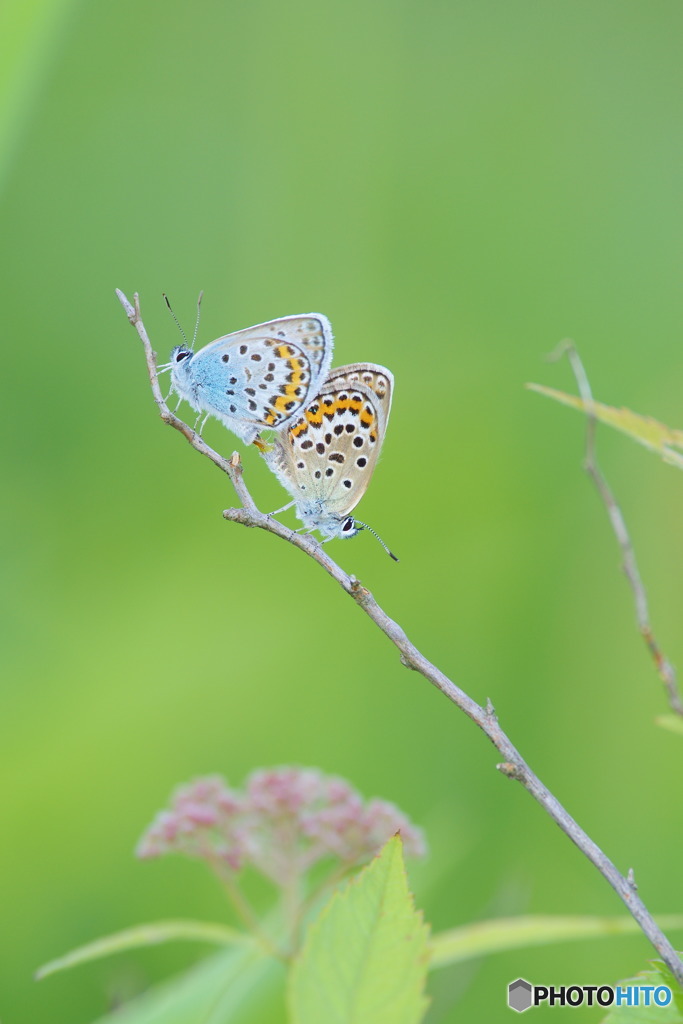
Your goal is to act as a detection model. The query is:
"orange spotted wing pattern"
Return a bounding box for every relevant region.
[265,363,393,539]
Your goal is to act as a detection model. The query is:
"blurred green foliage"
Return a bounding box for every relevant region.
[2,0,683,1021]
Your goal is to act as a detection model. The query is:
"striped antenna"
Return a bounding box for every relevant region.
[163,292,203,351]
[191,291,203,348]
[163,293,188,346]
[354,519,399,562]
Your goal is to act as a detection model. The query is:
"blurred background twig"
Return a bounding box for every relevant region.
[549,341,683,716]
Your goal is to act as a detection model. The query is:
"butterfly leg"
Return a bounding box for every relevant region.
[268,500,297,516]
[193,412,210,435]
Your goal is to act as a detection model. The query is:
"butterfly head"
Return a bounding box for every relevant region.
[340,516,360,539]
[169,344,194,378]
[171,344,193,365]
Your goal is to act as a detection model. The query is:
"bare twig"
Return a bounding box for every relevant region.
[548,341,683,717]
[116,290,683,984]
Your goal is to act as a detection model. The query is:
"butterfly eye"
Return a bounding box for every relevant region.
[341,517,356,534]
[175,350,190,363]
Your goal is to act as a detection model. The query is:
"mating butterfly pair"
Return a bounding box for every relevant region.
[165,312,394,553]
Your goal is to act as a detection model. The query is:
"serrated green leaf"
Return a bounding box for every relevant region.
[655,716,683,738]
[289,835,430,1024]
[88,946,282,1024]
[429,915,683,969]
[600,961,683,1024]
[526,383,683,469]
[36,919,249,979]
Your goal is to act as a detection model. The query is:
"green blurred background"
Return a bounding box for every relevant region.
[2,0,682,1021]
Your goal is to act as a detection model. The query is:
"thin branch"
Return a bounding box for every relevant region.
[548,341,683,717]
[117,290,683,985]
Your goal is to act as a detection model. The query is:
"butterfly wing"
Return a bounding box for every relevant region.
[177,314,334,440]
[266,363,393,527]
[319,363,393,426]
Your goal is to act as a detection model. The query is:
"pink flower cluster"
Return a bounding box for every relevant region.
[137,767,426,885]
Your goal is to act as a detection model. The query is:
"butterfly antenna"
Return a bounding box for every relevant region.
[354,519,399,562]
[163,293,189,347]
[191,290,204,349]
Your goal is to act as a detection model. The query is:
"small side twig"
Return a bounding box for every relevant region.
[117,290,683,985]
[548,341,683,717]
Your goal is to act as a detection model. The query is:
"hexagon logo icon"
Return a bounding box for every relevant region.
[508,978,533,1012]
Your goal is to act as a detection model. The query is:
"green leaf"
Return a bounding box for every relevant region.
[601,961,683,1023]
[526,383,683,469]
[429,914,683,969]
[36,919,249,979]
[88,946,283,1024]
[655,715,683,738]
[654,961,683,1016]
[289,835,430,1024]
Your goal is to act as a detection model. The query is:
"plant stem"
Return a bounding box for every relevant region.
[208,859,285,962]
